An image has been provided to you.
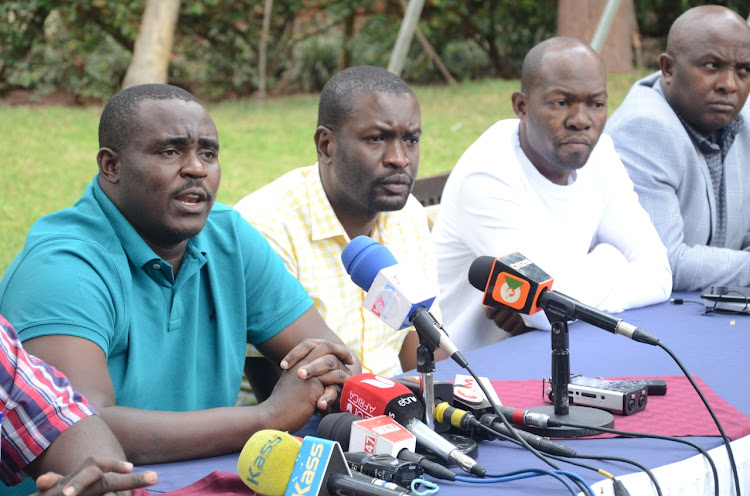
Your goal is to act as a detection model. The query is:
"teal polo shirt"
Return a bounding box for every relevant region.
[0,176,312,411]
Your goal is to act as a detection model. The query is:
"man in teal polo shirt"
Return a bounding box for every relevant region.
[0,84,360,465]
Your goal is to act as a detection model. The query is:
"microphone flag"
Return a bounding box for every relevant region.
[473,253,553,314]
[284,437,349,496]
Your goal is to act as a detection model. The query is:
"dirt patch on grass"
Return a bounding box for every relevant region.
[3,87,102,106]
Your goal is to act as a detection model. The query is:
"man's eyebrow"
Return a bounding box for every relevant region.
[365,124,422,135]
[199,138,219,151]
[588,91,608,99]
[153,136,219,151]
[550,89,607,100]
[155,136,189,147]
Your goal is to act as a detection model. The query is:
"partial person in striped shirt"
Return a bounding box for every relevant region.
[235,66,442,404]
[0,314,156,496]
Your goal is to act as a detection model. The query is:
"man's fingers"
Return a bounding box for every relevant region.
[63,470,157,496]
[34,473,64,492]
[279,339,322,369]
[35,459,131,495]
[317,384,343,411]
[33,458,157,496]
[296,353,352,383]
[484,305,501,319]
[508,319,529,336]
[281,339,355,371]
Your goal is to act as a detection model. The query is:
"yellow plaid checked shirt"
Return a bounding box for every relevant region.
[234,165,440,404]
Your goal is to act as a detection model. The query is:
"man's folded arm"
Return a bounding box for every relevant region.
[612,124,750,291]
[24,317,358,464]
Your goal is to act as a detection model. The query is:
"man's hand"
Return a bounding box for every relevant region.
[259,352,327,433]
[484,306,530,337]
[32,457,156,496]
[280,338,357,410]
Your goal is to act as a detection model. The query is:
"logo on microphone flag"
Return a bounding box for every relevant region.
[364,435,376,453]
[492,272,530,310]
[350,415,416,457]
[284,437,350,496]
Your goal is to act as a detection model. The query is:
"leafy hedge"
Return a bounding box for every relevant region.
[2,0,736,102]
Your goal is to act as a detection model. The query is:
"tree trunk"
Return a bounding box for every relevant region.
[557,0,635,73]
[387,0,426,76]
[257,0,274,105]
[339,10,355,71]
[121,0,181,89]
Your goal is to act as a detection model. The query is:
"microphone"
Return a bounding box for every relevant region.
[340,373,425,423]
[434,403,576,457]
[237,429,301,496]
[341,236,468,367]
[453,383,561,429]
[468,254,659,345]
[349,415,416,456]
[341,373,486,477]
[318,412,457,481]
[237,429,409,496]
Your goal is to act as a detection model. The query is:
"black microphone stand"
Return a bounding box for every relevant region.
[415,333,437,429]
[525,307,614,437]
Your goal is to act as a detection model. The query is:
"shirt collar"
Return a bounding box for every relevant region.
[306,164,392,243]
[307,164,348,242]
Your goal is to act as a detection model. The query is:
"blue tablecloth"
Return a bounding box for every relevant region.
[139,292,749,494]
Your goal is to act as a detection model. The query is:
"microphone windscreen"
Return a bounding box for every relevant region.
[317,412,362,451]
[237,429,301,496]
[468,256,496,291]
[341,236,398,291]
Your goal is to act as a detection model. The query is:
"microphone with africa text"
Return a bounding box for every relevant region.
[237,429,410,496]
[340,373,486,477]
[467,253,659,346]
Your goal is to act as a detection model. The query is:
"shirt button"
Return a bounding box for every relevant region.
[153,263,161,270]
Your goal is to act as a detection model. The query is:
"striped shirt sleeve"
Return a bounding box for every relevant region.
[0,314,96,485]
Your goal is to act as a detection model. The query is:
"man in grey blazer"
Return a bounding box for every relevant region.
[606,5,750,291]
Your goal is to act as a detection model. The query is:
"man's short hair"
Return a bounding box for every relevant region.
[99,84,199,152]
[317,66,414,132]
[520,37,595,93]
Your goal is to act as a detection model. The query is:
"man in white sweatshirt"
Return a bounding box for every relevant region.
[431,37,672,351]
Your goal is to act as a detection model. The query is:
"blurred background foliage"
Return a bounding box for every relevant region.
[1,0,749,103]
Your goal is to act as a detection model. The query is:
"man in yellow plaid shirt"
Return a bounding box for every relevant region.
[234,66,441,404]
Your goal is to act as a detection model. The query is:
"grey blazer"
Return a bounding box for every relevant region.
[605,72,750,291]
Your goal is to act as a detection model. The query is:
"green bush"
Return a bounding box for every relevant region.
[3,0,740,101]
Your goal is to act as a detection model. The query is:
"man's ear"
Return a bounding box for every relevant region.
[97,148,121,184]
[659,53,675,83]
[314,126,335,166]
[511,91,527,119]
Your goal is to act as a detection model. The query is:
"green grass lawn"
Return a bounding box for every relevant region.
[0,72,647,275]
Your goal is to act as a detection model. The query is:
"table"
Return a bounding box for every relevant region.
[138,292,749,495]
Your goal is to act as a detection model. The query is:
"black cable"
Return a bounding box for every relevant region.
[550,453,662,496]
[557,420,718,496]
[471,420,596,496]
[464,364,560,469]
[657,341,741,496]
[669,298,704,306]
[613,478,633,496]
[704,288,750,315]
[464,363,592,496]
[484,421,663,496]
